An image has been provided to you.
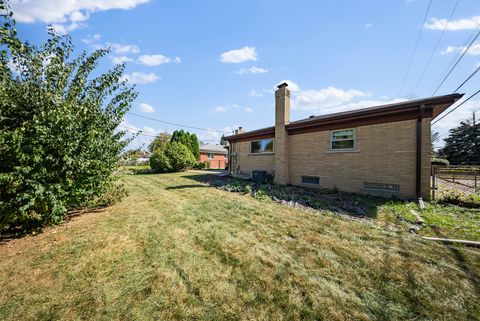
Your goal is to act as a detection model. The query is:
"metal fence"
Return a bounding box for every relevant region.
[431,165,480,200]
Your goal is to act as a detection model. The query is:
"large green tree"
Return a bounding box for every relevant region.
[148,131,171,152]
[0,2,137,230]
[439,116,480,165]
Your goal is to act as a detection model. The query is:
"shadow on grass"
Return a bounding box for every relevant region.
[0,205,108,245]
[166,184,207,190]
[182,172,396,219]
[431,225,480,301]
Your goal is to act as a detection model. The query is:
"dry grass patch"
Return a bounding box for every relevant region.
[0,172,479,321]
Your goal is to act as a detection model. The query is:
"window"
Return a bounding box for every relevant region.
[301,176,320,185]
[207,152,214,159]
[331,129,355,150]
[250,139,274,154]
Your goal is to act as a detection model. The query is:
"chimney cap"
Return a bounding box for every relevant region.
[277,82,289,89]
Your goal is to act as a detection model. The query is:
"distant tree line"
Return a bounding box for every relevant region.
[436,113,480,165]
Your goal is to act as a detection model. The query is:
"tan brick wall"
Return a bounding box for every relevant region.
[288,119,431,199]
[230,140,275,176]
[232,119,431,199]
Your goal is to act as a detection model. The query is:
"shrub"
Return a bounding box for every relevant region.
[149,142,196,173]
[150,150,172,173]
[432,157,449,166]
[0,9,135,232]
[165,142,196,172]
[193,162,208,170]
[89,184,128,208]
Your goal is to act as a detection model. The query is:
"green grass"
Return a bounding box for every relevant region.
[1,172,480,320]
[379,202,480,241]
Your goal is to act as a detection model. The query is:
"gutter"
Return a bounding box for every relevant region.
[416,105,425,199]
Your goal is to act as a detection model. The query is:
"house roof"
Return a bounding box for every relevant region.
[200,144,228,154]
[225,93,463,142]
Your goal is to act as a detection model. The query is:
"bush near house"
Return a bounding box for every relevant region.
[0,8,136,232]
[150,142,196,173]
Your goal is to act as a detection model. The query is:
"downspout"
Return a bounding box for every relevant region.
[416,104,425,199]
[228,141,232,175]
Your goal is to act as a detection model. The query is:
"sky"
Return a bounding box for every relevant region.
[10,0,480,150]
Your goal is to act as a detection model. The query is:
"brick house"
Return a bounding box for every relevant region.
[199,144,228,169]
[225,83,462,200]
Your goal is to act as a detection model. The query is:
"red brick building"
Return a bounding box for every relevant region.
[199,144,228,169]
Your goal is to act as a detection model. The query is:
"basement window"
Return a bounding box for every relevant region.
[301,176,320,185]
[331,129,355,150]
[250,139,274,154]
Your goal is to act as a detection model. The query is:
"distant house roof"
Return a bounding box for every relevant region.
[200,144,228,154]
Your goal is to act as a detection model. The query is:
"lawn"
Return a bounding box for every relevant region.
[1,171,479,321]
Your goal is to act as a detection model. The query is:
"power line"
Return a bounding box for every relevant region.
[126,112,232,134]
[119,125,221,141]
[431,30,477,91]
[432,89,480,125]
[431,27,480,96]
[415,0,460,89]
[453,64,480,93]
[398,0,433,95]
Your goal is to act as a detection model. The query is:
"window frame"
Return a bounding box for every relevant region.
[330,128,356,151]
[250,138,274,154]
[207,152,214,159]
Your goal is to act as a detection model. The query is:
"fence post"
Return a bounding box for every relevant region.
[475,169,478,189]
[432,165,436,201]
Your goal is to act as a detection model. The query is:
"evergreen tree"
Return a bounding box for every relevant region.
[170,130,199,159]
[220,134,228,146]
[190,133,200,159]
[439,116,480,165]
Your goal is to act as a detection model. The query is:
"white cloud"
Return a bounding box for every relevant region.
[110,56,133,64]
[122,72,159,84]
[295,87,369,111]
[249,90,264,97]
[276,80,301,92]
[235,66,268,75]
[143,126,156,134]
[107,42,140,54]
[209,105,241,113]
[365,23,373,28]
[139,103,155,113]
[425,16,480,31]
[212,106,228,113]
[82,33,101,44]
[51,21,86,34]
[441,42,480,56]
[244,107,254,112]
[220,46,257,63]
[198,129,220,141]
[10,0,150,24]
[137,54,181,66]
[120,118,140,133]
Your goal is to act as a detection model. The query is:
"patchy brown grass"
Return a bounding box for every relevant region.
[1,172,479,320]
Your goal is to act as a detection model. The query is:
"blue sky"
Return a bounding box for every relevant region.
[11,0,480,149]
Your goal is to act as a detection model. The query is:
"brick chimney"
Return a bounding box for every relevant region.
[274,82,290,185]
[234,127,245,135]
